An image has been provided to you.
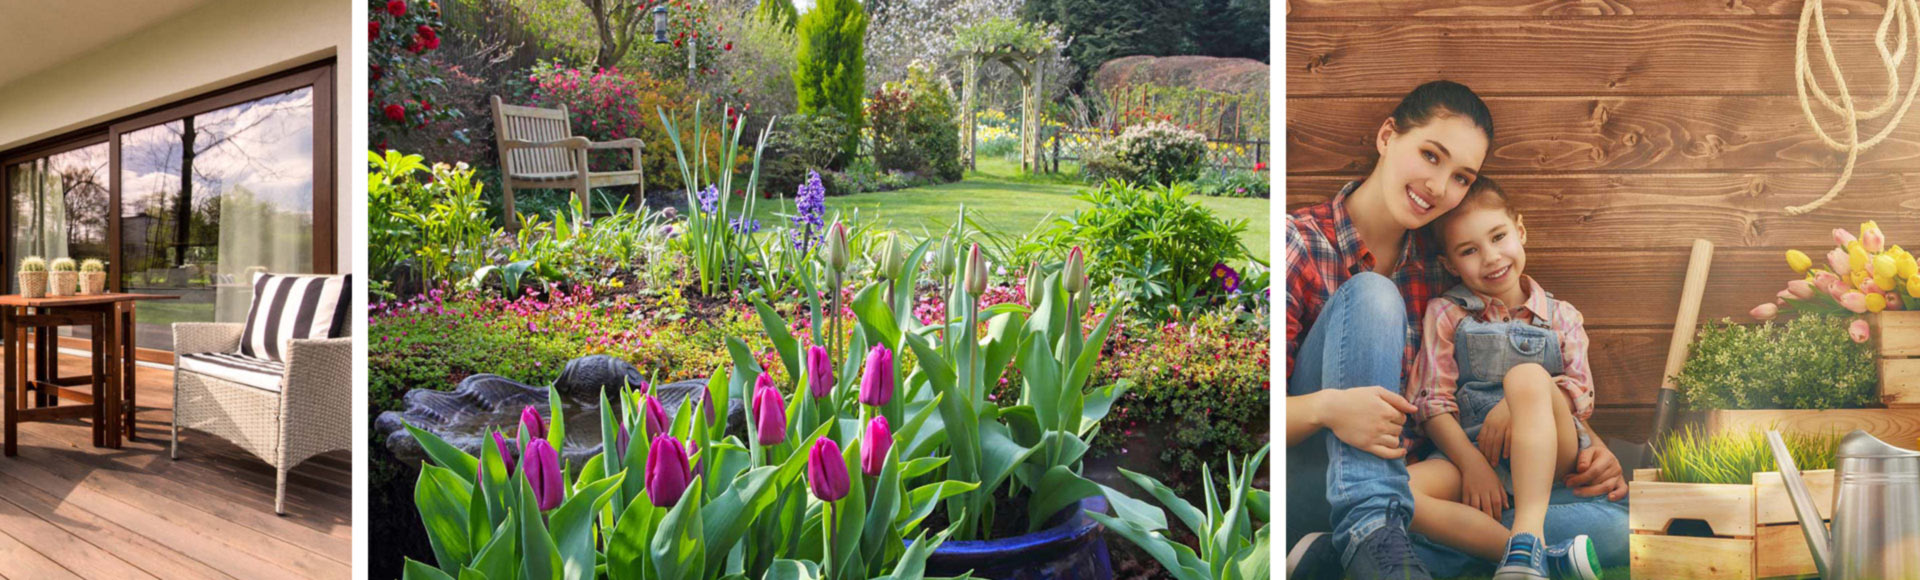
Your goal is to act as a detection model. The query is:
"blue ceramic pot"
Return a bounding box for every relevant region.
[919,496,1113,580]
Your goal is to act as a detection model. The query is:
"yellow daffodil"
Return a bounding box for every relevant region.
[1868,292,1888,313]
[1786,249,1813,273]
[1874,254,1898,278]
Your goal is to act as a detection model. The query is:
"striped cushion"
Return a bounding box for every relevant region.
[237,272,350,363]
[178,352,285,392]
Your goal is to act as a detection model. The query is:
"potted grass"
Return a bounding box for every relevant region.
[47,258,76,297]
[1630,428,1840,580]
[79,259,106,295]
[17,257,46,299]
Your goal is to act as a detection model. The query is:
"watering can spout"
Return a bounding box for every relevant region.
[1766,429,1833,580]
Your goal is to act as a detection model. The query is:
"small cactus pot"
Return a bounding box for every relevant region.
[47,272,76,297]
[18,271,46,299]
[80,272,106,295]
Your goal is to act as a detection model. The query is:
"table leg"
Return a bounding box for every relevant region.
[90,311,106,448]
[122,303,135,441]
[3,307,15,457]
[102,307,120,449]
[32,317,47,408]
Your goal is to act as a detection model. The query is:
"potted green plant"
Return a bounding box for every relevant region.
[47,258,76,297]
[1672,314,1918,445]
[79,259,106,295]
[17,257,46,299]
[1752,221,1920,407]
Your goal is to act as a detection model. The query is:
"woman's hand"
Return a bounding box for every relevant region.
[1459,458,1508,520]
[1567,436,1629,501]
[1318,387,1418,459]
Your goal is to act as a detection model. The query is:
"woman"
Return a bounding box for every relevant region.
[1284,81,1630,580]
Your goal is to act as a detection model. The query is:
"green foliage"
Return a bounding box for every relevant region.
[486,198,672,295]
[792,0,869,158]
[1191,168,1269,198]
[953,17,1054,56]
[1675,315,1878,411]
[1083,121,1209,185]
[1654,426,1841,485]
[867,64,963,182]
[370,0,465,149]
[369,151,496,291]
[762,110,855,192]
[659,106,776,297]
[1021,0,1268,87]
[520,62,720,197]
[1090,444,1271,580]
[1039,181,1249,320]
[757,0,799,32]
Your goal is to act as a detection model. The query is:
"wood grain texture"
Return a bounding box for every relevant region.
[1286,0,1892,19]
[1630,479,1757,535]
[1705,408,1920,450]
[1752,470,1838,525]
[1885,358,1920,406]
[1877,310,1920,356]
[1287,96,1920,173]
[1631,533,1756,580]
[1754,523,1824,579]
[1286,20,1913,96]
[1285,174,1920,249]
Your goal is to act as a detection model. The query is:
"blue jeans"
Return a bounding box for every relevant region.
[1286,272,1414,566]
[1413,486,1631,577]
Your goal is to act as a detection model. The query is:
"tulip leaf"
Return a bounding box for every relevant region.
[754,295,803,383]
[407,423,479,484]
[830,443,870,580]
[851,283,902,350]
[979,311,1024,399]
[1116,467,1203,536]
[653,479,708,580]
[998,405,1040,447]
[975,418,1038,513]
[471,514,519,580]
[1235,526,1272,580]
[1079,380,1130,438]
[861,444,904,567]
[416,464,473,574]
[601,388,622,478]
[700,466,782,571]
[1067,305,1123,397]
[1017,335,1062,432]
[578,455,606,492]
[899,456,948,480]
[885,526,956,580]
[1025,466,1100,533]
[895,395,941,456]
[474,439,508,547]
[457,567,490,580]
[547,386,566,451]
[606,497,658,580]
[518,475,564,580]
[552,474,624,580]
[405,558,457,580]
[765,559,822,580]
[899,480,978,532]
[1086,512,1210,580]
[620,413,653,523]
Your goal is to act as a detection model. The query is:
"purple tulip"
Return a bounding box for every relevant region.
[861,416,892,477]
[807,437,850,502]
[756,372,777,394]
[615,421,631,459]
[644,395,671,438]
[524,438,563,511]
[859,345,894,407]
[520,405,547,440]
[645,435,693,507]
[806,345,834,398]
[754,380,788,446]
[493,431,518,476]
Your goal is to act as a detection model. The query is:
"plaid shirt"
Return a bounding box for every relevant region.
[1407,276,1597,433]
[1285,181,1455,388]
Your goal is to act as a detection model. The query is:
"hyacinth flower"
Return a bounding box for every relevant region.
[861,416,891,477]
[523,438,563,511]
[859,344,894,407]
[754,378,788,446]
[806,436,849,502]
[645,434,693,507]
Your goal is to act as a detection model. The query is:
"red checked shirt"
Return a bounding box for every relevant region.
[1408,275,1597,431]
[1285,181,1455,388]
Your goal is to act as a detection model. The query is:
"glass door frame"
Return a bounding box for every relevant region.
[0,133,110,292]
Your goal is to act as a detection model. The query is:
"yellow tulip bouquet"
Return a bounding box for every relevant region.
[1754,221,1920,342]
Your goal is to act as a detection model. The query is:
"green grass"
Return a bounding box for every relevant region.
[750,158,1271,263]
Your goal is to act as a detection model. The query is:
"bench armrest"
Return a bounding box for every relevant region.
[501,137,590,150]
[173,322,245,355]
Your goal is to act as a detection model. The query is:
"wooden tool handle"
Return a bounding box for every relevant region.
[1660,239,1716,393]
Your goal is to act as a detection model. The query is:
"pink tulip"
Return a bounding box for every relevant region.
[1850,318,1871,343]
[1829,248,1852,276]
[1835,228,1858,247]
[754,379,788,446]
[860,416,892,477]
[1865,279,1884,295]
[805,345,834,399]
[1842,291,1869,313]
[1787,280,1816,300]
[807,437,850,502]
[643,395,671,438]
[1863,225,1887,253]
[524,438,563,511]
[860,345,895,407]
[1751,303,1779,321]
[1777,290,1796,303]
[1889,293,1907,311]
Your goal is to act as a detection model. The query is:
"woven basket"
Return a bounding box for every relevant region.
[80,272,106,295]
[17,271,45,298]
[48,272,76,297]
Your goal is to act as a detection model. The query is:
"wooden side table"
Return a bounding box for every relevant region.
[0,293,178,456]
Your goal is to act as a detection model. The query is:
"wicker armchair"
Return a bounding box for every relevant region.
[170,322,351,514]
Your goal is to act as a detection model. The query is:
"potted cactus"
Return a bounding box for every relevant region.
[79,259,106,295]
[47,258,76,297]
[17,257,46,299]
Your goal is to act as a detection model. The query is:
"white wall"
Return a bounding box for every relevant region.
[0,0,354,268]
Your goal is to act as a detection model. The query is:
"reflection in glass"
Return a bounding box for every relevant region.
[7,143,110,272]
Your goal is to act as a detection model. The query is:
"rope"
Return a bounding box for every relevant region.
[1788,0,1920,215]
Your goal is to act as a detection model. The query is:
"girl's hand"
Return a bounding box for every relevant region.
[1460,459,1508,520]
[1320,387,1418,459]
[1478,400,1512,461]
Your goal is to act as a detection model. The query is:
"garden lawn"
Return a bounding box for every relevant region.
[751,158,1272,263]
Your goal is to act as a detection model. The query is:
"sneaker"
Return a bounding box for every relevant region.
[1342,501,1432,580]
[1493,533,1548,580]
[1545,535,1602,580]
[1285,532,1340,580]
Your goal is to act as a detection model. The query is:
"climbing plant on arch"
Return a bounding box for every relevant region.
[954,18,1060,173]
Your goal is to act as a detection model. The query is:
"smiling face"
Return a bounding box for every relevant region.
[1373,114,1490,231]
[1439,203,1528,302]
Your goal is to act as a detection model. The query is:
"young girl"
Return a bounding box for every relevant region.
[1405,178,1603,580]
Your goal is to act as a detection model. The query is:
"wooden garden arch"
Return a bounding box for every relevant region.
[955,20,1056,173]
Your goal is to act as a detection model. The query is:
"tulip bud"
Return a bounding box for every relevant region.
[1750,303,1779,321]
[861,416,892,477]
[1835,227,1858,247]
[615,421,631,459]
[754,379,788,445]
[806,345,834,399]
[1849,243,1870,274]
[643,394,671,438]
[860,344,895,407]
[644,435,693,507]
[1829,248,1852,276]
[1787,280,1816,300]
[1875,275,1896,295]
[1898,251,1919,279]
[524,438,563,511]
[964,244,987,297]
[1866,278,1885,295]
[1063,247,1086,295]
[493,431,518,476]
[826,222,849,274]
[875,235,903,280]
[933,243,954,277]
[1873,254,1898,279]
[1024,262,1044,305]
[1842,291,1869,313]
[1815,270,1843,294]
[520,405,547,441]
[1850,318,1871,343]
[1862,221,1886,253]
[1911,276,1920,299]
[1786,249,1813,274]
[1777,289,1796,303]
[807,436,850,502]
[1852,270,1870,291]
[1867,292,1888,313]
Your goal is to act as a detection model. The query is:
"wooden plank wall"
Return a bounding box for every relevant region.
[1285,0,1920,442]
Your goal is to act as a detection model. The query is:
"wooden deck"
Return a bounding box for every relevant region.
[0,351,350,579]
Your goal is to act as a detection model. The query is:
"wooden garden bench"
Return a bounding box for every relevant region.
[489,96,644,227]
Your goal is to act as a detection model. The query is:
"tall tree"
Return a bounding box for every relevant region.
[793,0,869,159]
[581,0,648,69]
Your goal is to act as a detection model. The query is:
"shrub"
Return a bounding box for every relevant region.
[369,0,463,150]
[1083,121,1208,185]
[520,63,714,196]
[368,151,494,293]
[1037,180,1249,319]
[1191,167,1269,198]
[760,110,854,193]
[793,0,868,158]
[1675,314,1878,411]
[867,63,963,182]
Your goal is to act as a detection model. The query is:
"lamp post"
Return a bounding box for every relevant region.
[651,4,695,81]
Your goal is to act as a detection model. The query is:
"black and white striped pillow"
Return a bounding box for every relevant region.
[237,272,350,362]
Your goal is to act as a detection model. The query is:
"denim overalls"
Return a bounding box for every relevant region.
[1438,284,1591,459]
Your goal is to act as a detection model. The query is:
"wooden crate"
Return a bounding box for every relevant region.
[1703,408,1920,451]
[1878,311,1920,408]
[1629,468,1834,580]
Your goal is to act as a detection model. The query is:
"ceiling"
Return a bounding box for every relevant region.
[0,0,216,88]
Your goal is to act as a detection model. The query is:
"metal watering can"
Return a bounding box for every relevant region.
[1767,429,1920,580]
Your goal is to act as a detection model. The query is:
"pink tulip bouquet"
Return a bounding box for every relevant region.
[1753,221,1920,343]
